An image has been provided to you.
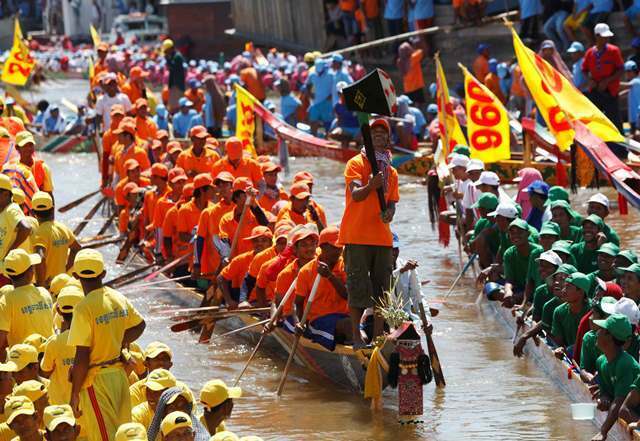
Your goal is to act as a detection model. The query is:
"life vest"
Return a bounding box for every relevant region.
[2,161,38,208]
[32,159,45,190]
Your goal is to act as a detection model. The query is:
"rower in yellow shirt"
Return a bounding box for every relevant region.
[12,380,50,425]
[199,380,241,435]
[30,192,80,287]
[42,404,80,441]
[0,249,54,354]
[4,395,44,441]
[0,363,15,441]
[5,344,49,387]
[131,369,177,431]
[0,175,33,283]
[40,285,84,405]
[67,249,146,441]
[129,341,173,407]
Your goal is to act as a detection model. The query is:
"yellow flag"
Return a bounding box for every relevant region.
[1,19,35,86]
[510,26,623,150]
[90,24,102,47]
[435,54,467,158]
[460,64,511,163]
[234,84,258,157]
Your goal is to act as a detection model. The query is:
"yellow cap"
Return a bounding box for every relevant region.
[211,431,240,441]
[15,131,35,148]
[57,285,84,313]
[144,341,172,360]
[12,379,47,402]
[0,127,9,138]
[43,404,75,431]
[115,422,147,441]
[23,334,47,354]
[6,343,39,372]
[166,384,193,405]
[72,249,104,278]
[0,174,12,192]
[11,188,25,205]
[200,379,241,409]
[5,395,35,425]
[31,191,53,211]
[162,39,174,52]
[2,249,40,277]
[128,342,145,376]
[145,368,176,391]
[160,411,191,436]
[49,274,79,298]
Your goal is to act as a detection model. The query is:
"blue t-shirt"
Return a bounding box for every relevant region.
[408,106,426,135]
[172,109,197,138]
[226,104,237,130]
[628,77,640,126]
[572,59,588,91]
[520,0,543,19]
[414,0,435,19]
[306,70,335,104]
[576,0,592,11]
[203,93,215,128]
[280,94,301,124]
[153,115,169,131]
[590,0,613,13]
[332,69,353,106]
[384,0,404,19]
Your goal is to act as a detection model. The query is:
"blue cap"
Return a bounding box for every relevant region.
[427,103,438,114]
[331,53,344,63]
[178,97,193,107]
[392,232,400,248]
[477,43,489,54]
[525,180,550,197]
[429,83,437,98]
[225,74,240,85]
[567,41,585,53]
[188,78,200,88]
[497,62,508,78]
[632,37,640,48]
[397,95,412,105]
[625,60,638,72]
[155,104,167,117]
[488,58,498,74]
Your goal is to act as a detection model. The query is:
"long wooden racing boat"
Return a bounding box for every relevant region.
[34,134,98,153]
[485,298,637,440]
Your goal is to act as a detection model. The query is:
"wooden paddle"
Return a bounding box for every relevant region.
[418,301,445,388]
[58,190,100,213]
[82,237,123,249]
[143,254,189,282]
[105,263,156,288]
[170,308,270,333]
[276,274,321,396]
[211,319,270,341]
[443,254,477,300]
[97,210,118,236]
[229,195,253,259]
[129,275,191,289]
[73,197,107,236]
[79,233,116,244]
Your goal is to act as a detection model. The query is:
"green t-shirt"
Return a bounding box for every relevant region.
[497,227,540,258]
[503,243,544,291]
[532,284,553,321]
[541,297,562,331]
[551,300,591,347]
[596,350,640,398]
[570,241,599,274]
[628,334,640,361]
[580,330,601,373]
[472,218,499,255]
[603,223,620,246]
[560,225,582,243]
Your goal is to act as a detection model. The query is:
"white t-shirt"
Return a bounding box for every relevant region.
[95,93,131,128]
[461,180,479,210]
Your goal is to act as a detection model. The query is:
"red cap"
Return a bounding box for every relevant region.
[123,182,141,195]
[291,227,319,245]
[226,136,243,160]
[189,125,208,139]
[110,104,125,116]
[151,163,168,178]
[370,118,391,135]
[182,183,194,199]
[293,171,314,184]
[193,173,213,190]
[214,171,234,183]
[232,177,252,193]
[156,130,169,140]
[319,226,340,247]
[167,141,182,154]
[244,226,273,241]
[290,182,311,200]
[124,159,140,171]
[261,162,281,173]
[134,98,148,109]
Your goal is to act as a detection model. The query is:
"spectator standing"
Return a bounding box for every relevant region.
[202,75,226,137]
[163,39,186,113]
[582,23,624,132]
[628,37,640,67]
[542,0,572,51]
[361,0,384,41]
[413,0,435,56]
[397,42,426,106]
[276,79,302,126]
[624,0,640,37]
[581,0,614,44]
[384,0,405,38]
[484,59,506,104]
[305,59,336,135]
[331,54,354,107]
[339,0,359,45]
[473,44,490,84]
[239,62,266,102]
[519,0,543,42]
[567,41,588,92]
[621,61,640,136]
[563,0,591,42]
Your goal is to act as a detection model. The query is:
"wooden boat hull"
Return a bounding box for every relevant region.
[35,134,97,153]
[486,299,633,440]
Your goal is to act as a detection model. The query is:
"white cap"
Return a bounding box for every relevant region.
[602,297,640,325]
[447,153,469,169]
[466,159,484,172]
[594,23,614,38]
[488,202,518,219]
[474,171,500,187]
[588,193,609,209]
[536,250,562,267]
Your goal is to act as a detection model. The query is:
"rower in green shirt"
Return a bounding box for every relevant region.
[571,214,605,274]
[579,296,617,374]
[550,272,591,354]
[551,240,578,267]
[524,250,562,320]
[617,264,640,305]
[587,193,620,246]
[538,222,560,251]
[549,200,583,243]
[585,243,619,298]
[501,218,543,306]
[616,249,638,269]
[591,314,640,441]
[467,193,499,268]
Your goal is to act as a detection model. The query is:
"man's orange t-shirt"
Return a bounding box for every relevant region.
[177,200,209,259]
[114,176,151,207]
[258,188,288,213]
[256,255,280,304]
[162,205,183,257]
[135,116,158,141]
[361,0,379,18]
[276,259,302,315]
[296,257,349,323]
[184,88,205,112]
[207,200,234,236]
[276,202,328,227]
[483,72,506,104]
[153,193,178,229]
[338,153,399,247]
[218,210,260,256]
[143,188,168,230]
[473,55,489,85]
[247,246,277,301]
[122,81,144,104]
[220,250,255,289]
[195,204,226,275]
[403,49,424,94]
[114,145,151,178]
[210,157,263,186]
[240,67,266,101]
[176,148,220,178]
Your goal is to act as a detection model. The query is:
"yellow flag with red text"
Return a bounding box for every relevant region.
[511,26,623,150]
[435,55,467,158]
[460,64,511,163]
[234,84,258,157]
[1,19,35,86]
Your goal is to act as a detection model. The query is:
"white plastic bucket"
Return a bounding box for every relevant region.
[571,403,596,420]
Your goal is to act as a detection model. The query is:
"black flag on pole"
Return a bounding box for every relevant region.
[342,68,397,116]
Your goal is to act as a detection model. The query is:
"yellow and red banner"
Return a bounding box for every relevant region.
[435,54,467,158]
[460,64,510,163]
[234,84,258,157]
[510,26,623,150]
[1,19,35,86]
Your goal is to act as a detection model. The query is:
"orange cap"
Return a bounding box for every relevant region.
[182,183,194,199]
[130,66,149,80]
[193,173,213,190]
[291,228,319,245]
[261,162,281,173]
[189,125,208,139]
[244,226,273,241]
[167,141,182,154]
[290,182,311,200]
[115,121,136,136]
[370,117,391,134]
[225,137,243,160]
[124,159,140,171]
[213,171,234,184]
[123,182,141,195]
[151,163,168,178]
[205,137,219,147]
[110,104,125,117]
[134,98,148,109]
[169,167,187,184]
[319,226,340,247]
[293,171,314,184]
[274,224,293,240]
[97,42,109,52]
[156,130,169,140]
[232,177,252,193]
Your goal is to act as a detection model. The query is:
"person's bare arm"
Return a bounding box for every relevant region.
[69,347,90,417]
[9,220,31,251]
[34,245,47,286]
[66,240,81,271]
[349,172,383,202]
[122,320,146,348]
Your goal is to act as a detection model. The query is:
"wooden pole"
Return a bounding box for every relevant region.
[418,302,445,388]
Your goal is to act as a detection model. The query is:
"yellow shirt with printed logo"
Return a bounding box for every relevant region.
[131,401,153,431]
[41,329,75,404]
[0,285,53,346]
[33,220,76,282]
[0,203,25,260]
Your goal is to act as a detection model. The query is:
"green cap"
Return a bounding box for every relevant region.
[547,186,569,203]
[618,250,638,265]
[597,242,619,257]
[472,193,499,211]
[453,145,471,157]
[593,313,632,341]
[582,214,604,230]
[551,240,572,257]
[617,263,640,279]
[549,199,573,215]
[594,296,618,315]
[566,272,590,293]
[540,221,560,237]
[509,218,530,231]
[553,263,578,276]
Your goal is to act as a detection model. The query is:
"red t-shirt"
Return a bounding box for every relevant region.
[581,44,624,96]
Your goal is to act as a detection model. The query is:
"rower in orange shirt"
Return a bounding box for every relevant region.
[114,159,151,208]
[118,182,143,234]
[293,171,328,226]
[13,130,54,194]
[142,163,169,236]
[93,43,110,85]
[133,98,158,142]
[210,137,264,189]
[122,66,149,104]
[276,182,325,231]
[112,119,151,179]
[176,126,220,179]
[149,130,170,165]
[152,168,187,260]
[101,105,126,187]
[164,142,182,169]
[218,177,270,258]
[162,183,193,266]
[294,226,350,350]
[258,162,287,213]
[218,226,273,309]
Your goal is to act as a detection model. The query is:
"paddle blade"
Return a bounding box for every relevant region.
[170,318,202,333]
[342,68,397,116]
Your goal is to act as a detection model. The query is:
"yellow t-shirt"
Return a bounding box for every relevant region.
[131,401,153,431]
[0,203,25,260]
[33,220,76,282]
[0,423,13,441]
[0,285,53,346]
[40,329,75,405]
[67,286,144,367]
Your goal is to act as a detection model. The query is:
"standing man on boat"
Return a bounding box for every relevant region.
[163,39,186,114]
[339,118,399,348]
[95,74,132,135]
